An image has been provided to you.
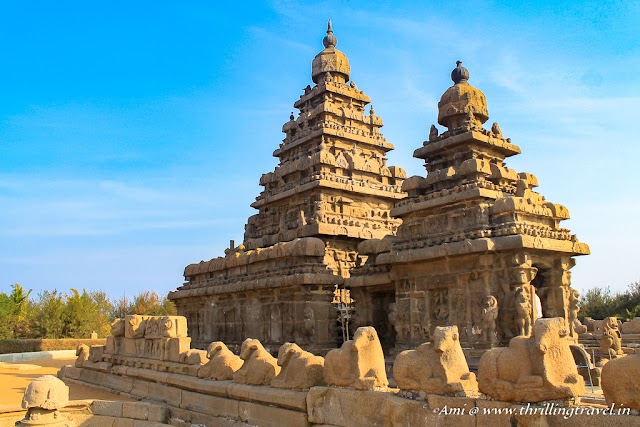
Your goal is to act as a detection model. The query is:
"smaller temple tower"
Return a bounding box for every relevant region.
[349,62,589,353]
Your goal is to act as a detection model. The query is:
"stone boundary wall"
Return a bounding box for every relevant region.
[0,349,76,362]
[0,339,106,355]
[59,365,640,427]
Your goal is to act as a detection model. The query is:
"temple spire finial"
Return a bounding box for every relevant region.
[323,19,337,48]
[451,60,469,84]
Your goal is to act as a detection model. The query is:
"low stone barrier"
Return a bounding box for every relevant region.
[55,316,640,427]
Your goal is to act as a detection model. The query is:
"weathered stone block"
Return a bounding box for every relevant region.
[144,338,166,360]
[80,415,115,427]
[91,400,123,417]
[125,315,147,339]
[131,378,150,398]
[143,316,188,339]
[132,421,168,427]
[122,402,149,420]
[60,365,82,381]
[89,345,105,363]
[147,404,170,424]
[238,401,309,427]
[163,337,191,362]
[113,418,134,427]
[307,387,394,427]
[105,373,134,393]
[179,390,239,419]
[380,395,431,427]
[147,381,182,407]
[227,383,307,411]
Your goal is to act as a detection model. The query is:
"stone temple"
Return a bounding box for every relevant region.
[168,22,589,356]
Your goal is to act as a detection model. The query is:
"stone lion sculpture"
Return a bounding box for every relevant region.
[75,343,89,368]
[324,326,388,390]
[232,338,280,385]
[393,325,478,395]
[271,342,325,389]
[478,317,585,402]
[198,341,243,380]
[601,354,640,411]
[599,316,623,357]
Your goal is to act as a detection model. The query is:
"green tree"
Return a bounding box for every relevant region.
[65,288,104,338]
[0,283,33,338]
[112,291,177,317]
[32,290,66,338]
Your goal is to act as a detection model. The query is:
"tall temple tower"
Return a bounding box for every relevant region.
[349,62,589,353]
[169,22,406,354]
[244,20,406,275]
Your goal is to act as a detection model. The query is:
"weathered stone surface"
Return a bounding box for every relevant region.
[324,326,387,390]
[599,316,624,357]
[22,375,69,410]
[621,317,640,334]
[89,345,105,363]
[478,317,585,402]
[143,316,188,339]
[122,402,149,420]
[17,376,73,427]
[179,390,239,419]
[178,348,208,365]
[233,339,280,385]
[307,387,394,427]
[601,353,640,411]
[198,341,243,380]
[163,337,191,363]
[271,342,324,389]
[238,401,309,427]
[394,325,478,395]
[75,343,89,367]
[146,404,170,424]
[227,383,308,411]
[147,381,181,407]
[90,400,123,417]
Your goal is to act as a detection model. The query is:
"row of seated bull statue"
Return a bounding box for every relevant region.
[75,315,639,411]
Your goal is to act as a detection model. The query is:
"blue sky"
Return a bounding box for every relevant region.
[1,1,638,299]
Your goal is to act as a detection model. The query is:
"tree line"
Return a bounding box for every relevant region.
[579,280,640,322]
[2,279,638,340]
[0,283,176,339]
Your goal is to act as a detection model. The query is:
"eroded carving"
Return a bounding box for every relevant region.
[271,342,325,389]
[394,325,478,395]
[478,318,585,402]
[233,338,280,385]
[324,326,388,390]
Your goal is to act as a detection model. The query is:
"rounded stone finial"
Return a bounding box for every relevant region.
[21,375,69,410]
[312,20,350,83]
[322,20,337,48]
[451,60,469,84]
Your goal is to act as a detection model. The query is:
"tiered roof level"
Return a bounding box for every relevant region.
[243,22,406,276]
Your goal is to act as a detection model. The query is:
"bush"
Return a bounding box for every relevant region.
[0,286,178,340]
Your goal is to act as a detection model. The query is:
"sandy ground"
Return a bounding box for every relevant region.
[0,357,133,409]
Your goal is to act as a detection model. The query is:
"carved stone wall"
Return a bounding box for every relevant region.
[348,62,589,353]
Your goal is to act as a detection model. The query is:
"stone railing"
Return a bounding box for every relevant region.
[58,315,640,427]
